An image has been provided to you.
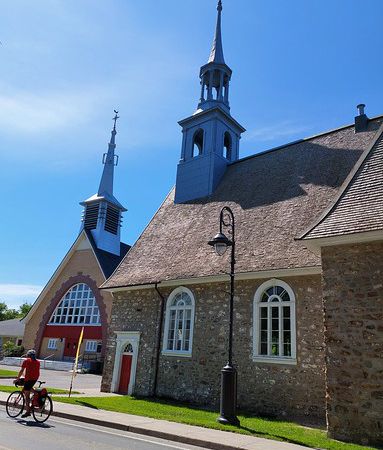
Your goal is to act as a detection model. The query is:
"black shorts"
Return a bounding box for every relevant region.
[23,380,37,391]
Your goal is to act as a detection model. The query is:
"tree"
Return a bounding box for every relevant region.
[0,301,32,321]
[0,302,19,321]
[18,302,32,317]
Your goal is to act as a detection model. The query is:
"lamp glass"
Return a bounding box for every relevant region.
[214,242,227,256]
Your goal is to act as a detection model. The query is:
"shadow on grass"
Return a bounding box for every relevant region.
[73,400,99,409]
[131,396,314,447]
[239,424,311,448]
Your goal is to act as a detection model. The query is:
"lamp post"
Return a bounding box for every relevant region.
[208,206,240,426]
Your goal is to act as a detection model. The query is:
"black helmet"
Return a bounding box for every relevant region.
[26,349,36,359]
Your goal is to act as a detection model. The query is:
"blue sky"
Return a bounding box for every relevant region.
[1,0,382,308]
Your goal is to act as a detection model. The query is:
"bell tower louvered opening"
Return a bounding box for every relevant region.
[105,204,120,235]
[79,112,126,255]
[84,203,100,230]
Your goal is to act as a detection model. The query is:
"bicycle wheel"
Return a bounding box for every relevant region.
[6,391,25,418]
[32,395,53,423]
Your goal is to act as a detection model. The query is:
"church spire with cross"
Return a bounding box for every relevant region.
[80,111,127,256]
[174,1,245,204]
[197,0,232,114]
[98,111,120,197]
[208,0,225,65]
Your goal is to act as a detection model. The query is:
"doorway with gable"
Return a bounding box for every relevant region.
[111,331,140,396]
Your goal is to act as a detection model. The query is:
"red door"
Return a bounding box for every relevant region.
[64,339,77,357]
[118,355,132,394]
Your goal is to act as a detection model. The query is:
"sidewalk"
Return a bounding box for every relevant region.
[0,391,306,450]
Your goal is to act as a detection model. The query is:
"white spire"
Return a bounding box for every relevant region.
[98,110,119,196]
[208,0,225,64]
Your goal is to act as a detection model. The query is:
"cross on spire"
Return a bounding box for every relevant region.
[113,110,119,131]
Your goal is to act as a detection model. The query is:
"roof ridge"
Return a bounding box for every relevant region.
[232,114,383,166]
[297,122,383,241]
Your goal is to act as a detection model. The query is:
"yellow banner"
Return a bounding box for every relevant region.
[73,326,84,376]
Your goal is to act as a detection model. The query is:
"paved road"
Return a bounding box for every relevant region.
[0,364,102,393]
[0,408,207,450]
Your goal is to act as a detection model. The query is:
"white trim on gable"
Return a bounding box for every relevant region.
[24,231,106,324]
[302,229,383,253]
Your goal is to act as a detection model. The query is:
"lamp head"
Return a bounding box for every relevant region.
[208,232,232,256]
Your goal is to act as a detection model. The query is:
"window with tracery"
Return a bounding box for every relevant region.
[253,280,296,362]
[123,343,133,353]
[163,287,195,355]
[48,283,101,325]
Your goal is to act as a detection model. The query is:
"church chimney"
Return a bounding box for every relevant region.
[355,103,369,133]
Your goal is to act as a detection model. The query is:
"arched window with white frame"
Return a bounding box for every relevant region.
[48,283,101,326]
[162,287,195,356]
[253,279,296,364]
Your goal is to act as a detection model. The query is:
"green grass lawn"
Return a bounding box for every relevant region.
[55,396,376,450]
[0,385,79,395]
[0,369,18,378]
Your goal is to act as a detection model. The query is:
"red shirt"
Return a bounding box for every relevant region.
[22,358,40,382]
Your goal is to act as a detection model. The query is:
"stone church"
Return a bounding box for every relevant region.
[100,2,382,446]
[22,115,129,367]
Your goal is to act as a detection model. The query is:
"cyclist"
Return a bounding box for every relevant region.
[15,349,40,418]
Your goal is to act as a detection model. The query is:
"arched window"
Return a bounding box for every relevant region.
[163,287,195,356]
[48,283,101,325]
[123,343,133,353]
[224,131,232,160]
[253,279,296,363]
[192,129,204,157]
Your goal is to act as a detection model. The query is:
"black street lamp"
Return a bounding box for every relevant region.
[208,206,240,427]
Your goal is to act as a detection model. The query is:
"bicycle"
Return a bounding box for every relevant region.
[6,379,53,423]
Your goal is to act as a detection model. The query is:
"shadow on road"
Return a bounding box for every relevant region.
[16,419,54,429]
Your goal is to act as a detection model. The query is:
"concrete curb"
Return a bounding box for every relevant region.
[0,398,250,450]
[52,410,244,450]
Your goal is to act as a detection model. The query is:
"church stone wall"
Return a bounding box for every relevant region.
[322,242,383,446]
[102,275,326,421]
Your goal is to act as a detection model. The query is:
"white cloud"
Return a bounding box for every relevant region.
[0,85,110,134]
[244,121,312,143]
[0,284,43,309]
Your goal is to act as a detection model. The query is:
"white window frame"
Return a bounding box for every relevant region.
[162,287,195,357]
[47,338,58,350]
[85,340,98,353]
[48,283,101,326]
[253,279,297,365]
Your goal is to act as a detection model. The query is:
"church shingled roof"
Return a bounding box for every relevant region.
[85,229,130,279]
[102,117,383,289]
[299,122,383,240]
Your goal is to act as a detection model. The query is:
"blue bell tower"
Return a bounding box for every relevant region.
[174,1,245,204]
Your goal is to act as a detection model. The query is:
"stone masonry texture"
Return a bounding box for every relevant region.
[102,275,326,421]
[322,242,383,446]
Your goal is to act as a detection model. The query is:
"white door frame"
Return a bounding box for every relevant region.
[111,331,140,395]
